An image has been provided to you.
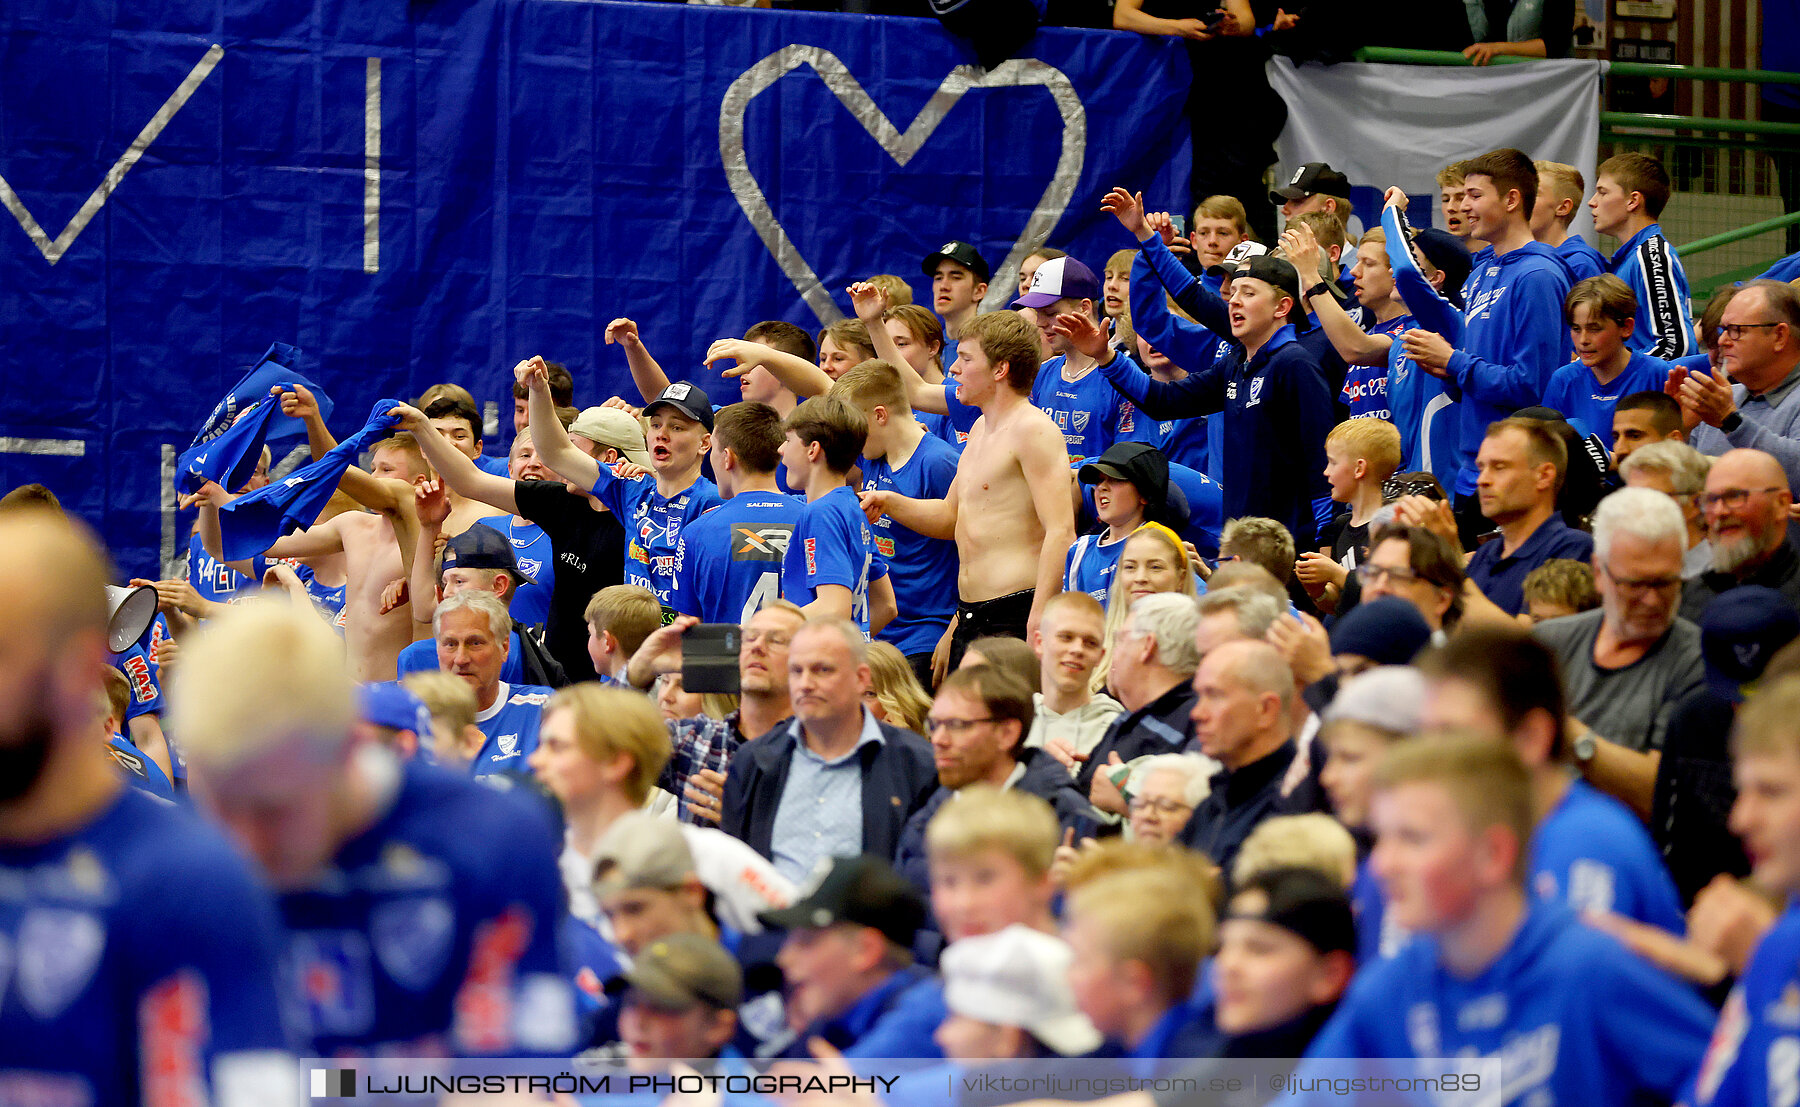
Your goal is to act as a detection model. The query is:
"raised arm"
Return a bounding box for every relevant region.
[389,402,520,514]
[704,339,833,400]
[278,383,338,461]
[520,356,603,491]
[1382,195,1465,343]
[1020,420,1077,640]
[407,479,451,639]
[605,318,678,403]
[1127,251,1226,376]
[186,482,262,580]
[276,384,407,518]
[1282,224,1392,367]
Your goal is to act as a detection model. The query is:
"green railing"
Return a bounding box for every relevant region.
[1350,46,1799,284]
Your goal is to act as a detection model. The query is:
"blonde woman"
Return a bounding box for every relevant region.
[864,641,932,732]
[1095,523,1198,694]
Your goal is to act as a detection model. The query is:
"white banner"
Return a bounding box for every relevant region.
[1266,57,1605,239]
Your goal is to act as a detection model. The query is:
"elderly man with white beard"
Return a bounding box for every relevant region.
[1678,448,1800,619]
[1534,487,1705,819]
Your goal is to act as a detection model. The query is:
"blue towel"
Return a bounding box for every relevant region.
[176,387,288,495]
[217,400,402,561]
[194,342,334,451]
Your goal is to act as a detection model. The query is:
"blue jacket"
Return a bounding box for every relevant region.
[1557,233,1608,282]
[775,964,938,1059]
[720,718,936,866]
[1128,247,1229,483]
[1384,204,1465,479]
[1106,237,1335,547]
[893,747,1094,893]
[1687,903,1800,1107]
[1445,241,1574,495]
[1611,223,1698,360]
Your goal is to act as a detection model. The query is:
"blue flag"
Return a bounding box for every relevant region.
[217,400,401,562]
[175,388,289,495]
[193,343,335,452]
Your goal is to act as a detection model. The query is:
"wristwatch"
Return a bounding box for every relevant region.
[1304,281,1333,301]
[1721,411,1744,434]
[1571,726,1597,765]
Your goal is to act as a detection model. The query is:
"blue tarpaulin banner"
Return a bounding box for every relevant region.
[0,0,1191,576]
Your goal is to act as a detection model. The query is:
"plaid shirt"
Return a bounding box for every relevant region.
[661,710,790,824]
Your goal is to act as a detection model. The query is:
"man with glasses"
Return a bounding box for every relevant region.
[1680,282,1800,537]
[1679,448,1800,619]
[893,664,1089,891]
[1354,525,1467,634]
[625,601,808,825]
[1535,488,1705,818]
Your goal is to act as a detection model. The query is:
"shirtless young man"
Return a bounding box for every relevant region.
[197,390,425,682]
[860,311,1075,669]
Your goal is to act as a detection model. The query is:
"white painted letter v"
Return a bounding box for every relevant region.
[0,44,224,266]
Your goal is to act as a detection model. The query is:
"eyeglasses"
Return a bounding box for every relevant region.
[1129,797,1195,816]
[1720,323,1784,341]
[927,717,996,736]
[1602,561,1681,595]
[1355,563,1420,585]
[1699,487,1785,512]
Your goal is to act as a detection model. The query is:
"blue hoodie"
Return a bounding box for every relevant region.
[1611,222,1698,360]
[1297,901,1713,1107]
[1558,233,1608,282]
[1687,902,1800,1107]
[1444,240,1574,495]
[1129,246,1229,482]
[1383,205,1465,479]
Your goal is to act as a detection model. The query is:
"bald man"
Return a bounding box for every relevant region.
[1179,639,1322,872]
[0,511,297,1105]
[1679,448,1800,620]
[174,599,577,1057]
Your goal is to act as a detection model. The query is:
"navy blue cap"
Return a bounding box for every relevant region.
[360,681,434,737]
[443,525,535,586]
[1330,596,1432,666]
[1411,229,1472,310]
[643,381,714,432]
[1700,587,1800,703]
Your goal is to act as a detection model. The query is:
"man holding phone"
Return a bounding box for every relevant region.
[626,603,808,825]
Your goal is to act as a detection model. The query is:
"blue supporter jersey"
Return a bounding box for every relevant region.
[1385,206,1465,479]
[1689,903,1800,1107]
[106,732,177,799]
[1114,400,1209,474]
[914,411,964,453]
[1299,901,1714,1107]
[115,613,171,725]
[669,490,802,624]
[278,758,576,1056]
[585,467,722,614]
[1445,242,1575,495]
[397,633,527,686]
[1032,355,1125,464]
[783,485,877,635]
[1342,314,1410,420]
[940,381,981,441]
[474,452,511,478]
[1559,233,1609,282]
[0,788,293,1104]
[473,515,555,628]
[470,681,553,777]
[862,436,960,656]
[1064,532,1128,605]
[1530,778,1686,933]
[1169,462,1225,557]
[187,531,266,605]
[293,563,348,631]
[1611,223,1698,360]
[1543,351,1676,439]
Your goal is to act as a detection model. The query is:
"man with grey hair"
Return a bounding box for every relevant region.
[1682,281,1800,527]
[1194,586,1285,656]
[1620,440,1713,579]
[720,618,934,880]
[1535,487,1704,815]
[1679,448,1800,619]
[1180,639,1319,871]
[1075,593,1201,814]
[434,588,553,776]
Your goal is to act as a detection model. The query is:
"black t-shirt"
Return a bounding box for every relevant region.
[513,480,626,683]
[1650,687,1751,907]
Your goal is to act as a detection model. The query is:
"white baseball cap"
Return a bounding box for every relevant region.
[940,925,1101,1056]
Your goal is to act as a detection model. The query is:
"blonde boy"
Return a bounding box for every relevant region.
[925,786,1061,943]
[1530,160,1606,280]
[585,583,662,684]
[1296,419,1402,606]
[402,669,484,769]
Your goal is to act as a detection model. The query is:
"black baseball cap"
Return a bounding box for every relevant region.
[1228,867,1357,956]
[1235,255,1313,332]
[922,240,991,285]
[1080,443,1191,530]
[1701,587,1800,703]
[1411,228,1473,310]
[758,856,927,948]
[442,525,535,586]
[644,381,714,431]
[1270,162,1353,205]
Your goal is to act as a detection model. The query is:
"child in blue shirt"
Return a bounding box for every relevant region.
[1295,737,1712,1107]
[1545,274,1677,439]
[779,397,890,636]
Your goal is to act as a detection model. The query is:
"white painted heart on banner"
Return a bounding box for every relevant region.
[720,47,1087,325]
